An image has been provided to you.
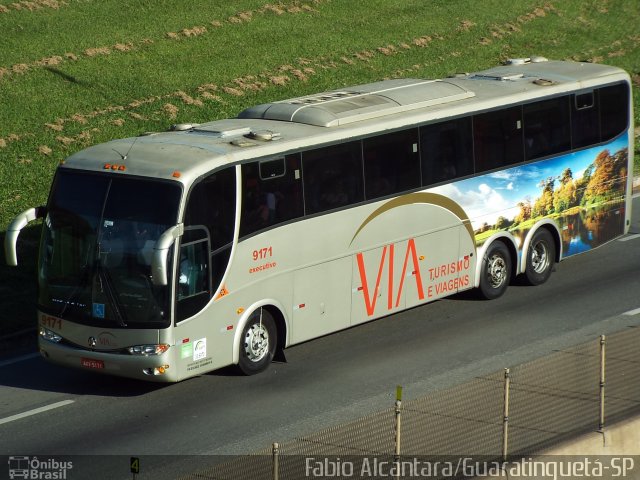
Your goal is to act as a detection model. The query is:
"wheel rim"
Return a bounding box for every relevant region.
[531,240,550,274]
[243,322,270,363]
[487,254,507,289]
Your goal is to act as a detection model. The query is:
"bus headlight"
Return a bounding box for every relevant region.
[143,365,170,375]
[39,327,62,343]
[127,344,170,356]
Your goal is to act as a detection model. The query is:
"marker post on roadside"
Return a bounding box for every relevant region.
[395,386,402,458]
[130,457,140,479]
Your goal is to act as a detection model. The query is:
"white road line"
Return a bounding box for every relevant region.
[619,233,640,242]
[622,307,640,316]
[0,352,40,368]
[0,400,75,426]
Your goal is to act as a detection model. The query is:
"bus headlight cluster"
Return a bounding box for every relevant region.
[143,365,170,376]
[39,327,62,343]
[127,344,169,356]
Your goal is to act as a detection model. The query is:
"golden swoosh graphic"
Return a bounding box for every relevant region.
[350,192,474,246]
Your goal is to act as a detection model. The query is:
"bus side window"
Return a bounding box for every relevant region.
[523,96,570,160]
[180,167,236,321]
[572,91,600,149]
[240,154,303,237]
[420,117,473,186]
[363,128,420,200]
[473,106,524,173]
[599,83,629,141]
[176,227,211,320]
[178,228,210,300]
[302,141,363,215]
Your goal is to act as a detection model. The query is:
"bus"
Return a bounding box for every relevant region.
[5,57,633,382]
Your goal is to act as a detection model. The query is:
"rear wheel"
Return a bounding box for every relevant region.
[524,228,555,285]
[237,308,277,375]
[478,241,511,300]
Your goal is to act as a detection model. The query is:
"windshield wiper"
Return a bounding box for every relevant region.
[56,237,92,318]
[96,243,128,327]
[57,265,91,318]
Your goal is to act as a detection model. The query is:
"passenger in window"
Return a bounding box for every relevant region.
[438,143,457,181]
[320,176,348,209]
[264,191,277,224]
[178,252,193,298]
[133,221,159,266]
[525,123,550,159]
[366,165,392,199]
[442,162,457,180]
[179,248,207,299]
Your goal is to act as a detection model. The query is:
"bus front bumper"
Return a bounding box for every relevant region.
[38,338,178,382]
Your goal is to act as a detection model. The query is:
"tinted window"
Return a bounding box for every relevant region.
[363,129,420,200]
[240,154,303,237]
[185,167,236,251]
[176,227,211,320]
[572,91,600,149]
[523,97,571,160]
[302,141,363,215]
[39,171,181,328]
[260,158,286,179]
[599,83,629,141]
[473,106,524,172]
[182,167,236,319]
[420,117,473,186]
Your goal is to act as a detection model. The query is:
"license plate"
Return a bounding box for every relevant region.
[81,358,104,369]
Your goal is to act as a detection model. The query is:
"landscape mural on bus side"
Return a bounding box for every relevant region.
[430,136,629,257]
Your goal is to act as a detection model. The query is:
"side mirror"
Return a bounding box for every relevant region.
[151,223,184,286]
[5,207,46,266]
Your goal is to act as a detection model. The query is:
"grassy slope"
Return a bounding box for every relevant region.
[0,0,638,335]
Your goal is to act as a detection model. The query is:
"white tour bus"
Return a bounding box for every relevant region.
[6,58,633,381]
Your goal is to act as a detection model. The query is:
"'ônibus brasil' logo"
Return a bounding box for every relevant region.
[8,456,73,479]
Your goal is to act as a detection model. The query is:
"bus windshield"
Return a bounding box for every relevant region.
[38,170,181,329]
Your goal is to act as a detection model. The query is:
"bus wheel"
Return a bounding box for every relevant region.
[524,228,555,286]
[478,241,511,300]
[238,308,276,375]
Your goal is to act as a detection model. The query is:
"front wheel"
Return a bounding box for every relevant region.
[524,228,555,286]
[478,241,511,300]
[237,308,277,375]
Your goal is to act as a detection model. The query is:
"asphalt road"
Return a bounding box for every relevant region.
[1,196,639,479]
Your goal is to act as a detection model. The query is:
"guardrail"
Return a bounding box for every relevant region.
[179,326,640,479]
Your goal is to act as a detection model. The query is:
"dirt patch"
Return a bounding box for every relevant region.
[0,0,66,14]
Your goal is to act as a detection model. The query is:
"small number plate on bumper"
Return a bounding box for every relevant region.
[81,358,104,369]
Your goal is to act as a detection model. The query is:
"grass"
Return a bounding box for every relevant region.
[0,0,639,336]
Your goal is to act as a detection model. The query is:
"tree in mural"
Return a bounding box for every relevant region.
[581,148,628,206]
[532,177,555,217]
[513,197,532,226]
[559,167,573,185]
[553,167,578,213]
[495,216,512,230]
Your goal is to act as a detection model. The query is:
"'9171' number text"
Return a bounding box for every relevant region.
[252,247,273,261]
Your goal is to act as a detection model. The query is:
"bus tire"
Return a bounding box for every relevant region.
[237,308,277,375]
[524,228,555,286]
[478,241,511,300]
